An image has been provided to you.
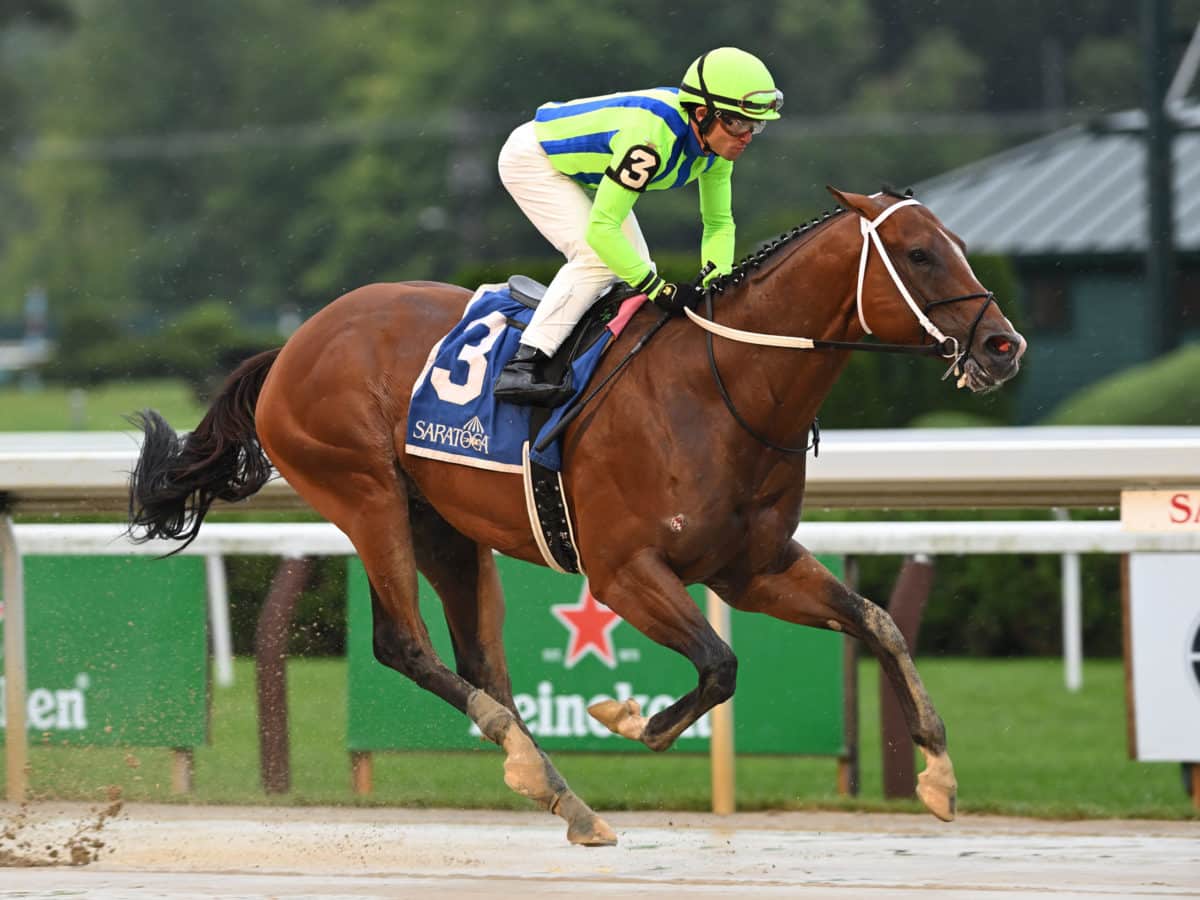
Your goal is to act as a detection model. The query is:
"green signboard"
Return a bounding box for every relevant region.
[348,555,843,755]
[1,556,208,747]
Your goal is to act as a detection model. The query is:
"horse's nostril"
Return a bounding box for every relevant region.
[987,335,1015,356]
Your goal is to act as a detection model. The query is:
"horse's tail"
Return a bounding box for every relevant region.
[128,348,281,552]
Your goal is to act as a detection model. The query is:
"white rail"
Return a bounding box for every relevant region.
[5,426,1200,511]
[12,518,1200,557]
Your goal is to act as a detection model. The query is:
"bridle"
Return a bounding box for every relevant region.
[852,198,996,384]
[686,197,997,453]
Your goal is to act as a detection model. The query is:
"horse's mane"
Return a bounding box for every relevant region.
[707,185,914,296]
[707,207,847,295]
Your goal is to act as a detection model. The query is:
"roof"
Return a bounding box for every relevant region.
[916,104,1200,257]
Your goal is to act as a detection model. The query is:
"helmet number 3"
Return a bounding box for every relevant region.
[607,145,661,192]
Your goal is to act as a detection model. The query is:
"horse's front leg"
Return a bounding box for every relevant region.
[586,551,737,752]
[719,540,956,821]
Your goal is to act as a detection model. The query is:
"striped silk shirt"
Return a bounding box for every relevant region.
[531,87,735,289]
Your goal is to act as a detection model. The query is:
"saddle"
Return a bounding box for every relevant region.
[504,276,639,576]
[504,275,637,396]
[405,274,654,575]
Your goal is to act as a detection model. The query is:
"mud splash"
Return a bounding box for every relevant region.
[0,789,124,867]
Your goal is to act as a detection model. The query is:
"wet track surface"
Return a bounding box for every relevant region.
[1,803,1197,898]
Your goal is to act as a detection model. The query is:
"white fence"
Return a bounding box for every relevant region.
[12,517,1200,694]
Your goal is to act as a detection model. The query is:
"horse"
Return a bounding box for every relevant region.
[128,187,1025,846]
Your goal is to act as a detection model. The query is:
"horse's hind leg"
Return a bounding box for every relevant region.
[406,509,614,845]
[266,451,614,845]
[408,495,516,710]
[718,540,956,822]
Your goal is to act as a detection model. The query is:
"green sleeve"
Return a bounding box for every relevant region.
[585,172,656,288]
[699,161,735,281]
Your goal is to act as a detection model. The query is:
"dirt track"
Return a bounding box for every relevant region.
[1,803,1197,898]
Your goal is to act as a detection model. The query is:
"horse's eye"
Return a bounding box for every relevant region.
[909,248,930,265]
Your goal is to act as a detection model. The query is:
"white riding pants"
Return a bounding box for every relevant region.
[497,120,652,356]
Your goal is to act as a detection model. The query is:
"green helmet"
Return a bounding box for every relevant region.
[678,47,782,121]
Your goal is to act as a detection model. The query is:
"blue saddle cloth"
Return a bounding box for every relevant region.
[404,284,615,473]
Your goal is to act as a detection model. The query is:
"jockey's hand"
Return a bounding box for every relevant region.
[648,280,700,316]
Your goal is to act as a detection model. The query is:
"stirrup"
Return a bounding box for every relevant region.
[493,366,574,408]
[494,378,574,408]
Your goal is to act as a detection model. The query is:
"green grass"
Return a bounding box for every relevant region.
[7,657,1194,819]
[0,379,205,432]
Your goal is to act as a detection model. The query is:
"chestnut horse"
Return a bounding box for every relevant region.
[129,188,1025,845]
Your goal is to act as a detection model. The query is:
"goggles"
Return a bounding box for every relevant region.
[715,110,766,136]
[680,84,785,116]
[740,88,784,114]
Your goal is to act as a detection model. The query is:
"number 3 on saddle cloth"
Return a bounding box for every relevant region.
[405,276,647,573]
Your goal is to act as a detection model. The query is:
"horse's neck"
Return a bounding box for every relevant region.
[697,226,863,424]
[719,227,862,344]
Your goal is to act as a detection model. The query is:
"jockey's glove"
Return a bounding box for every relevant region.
[644,277,700,316]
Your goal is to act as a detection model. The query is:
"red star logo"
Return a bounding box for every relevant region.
[551,584,622,669]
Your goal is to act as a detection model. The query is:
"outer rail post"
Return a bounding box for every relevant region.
[1,508,28,802]
[351,750,373,795]
[1054,508,1084,691]
[1062,549,1083,691]
[256,555,311,794]
[171,747,194,794]
[205,554,235,687]
[706,588,736,815]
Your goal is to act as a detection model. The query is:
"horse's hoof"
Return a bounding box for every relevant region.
[587,698,647,742]
[555,790,618,847]
[568,815,618,847]
[916,749,958,822]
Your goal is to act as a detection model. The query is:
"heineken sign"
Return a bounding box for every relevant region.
[347,556,844,755]
[0,556,207,748]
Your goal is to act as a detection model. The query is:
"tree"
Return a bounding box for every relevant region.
[1068,37,1141,110]
[0,0,1176,342]
[0,1,73,317]
[1,0,362,321]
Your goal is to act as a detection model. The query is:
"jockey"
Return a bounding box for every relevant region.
[493,47,782,406]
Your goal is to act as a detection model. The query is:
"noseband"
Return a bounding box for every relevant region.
[685,196,998,451]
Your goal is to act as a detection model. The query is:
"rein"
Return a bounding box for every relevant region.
[690,197,997,453]
[701,289,818,455]
[531,308,673,454]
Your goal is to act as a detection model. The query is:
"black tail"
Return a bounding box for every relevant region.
[128,348,281,552]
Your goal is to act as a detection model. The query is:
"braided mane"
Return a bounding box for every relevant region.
[708,186,914,295]
[708,206,848,295]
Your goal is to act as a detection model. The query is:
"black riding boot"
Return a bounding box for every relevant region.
[493,345,573,407]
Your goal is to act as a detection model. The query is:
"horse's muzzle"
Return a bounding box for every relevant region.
[963,329,1026,392]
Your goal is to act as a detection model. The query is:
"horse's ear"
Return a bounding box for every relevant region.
[826,186,878,219]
